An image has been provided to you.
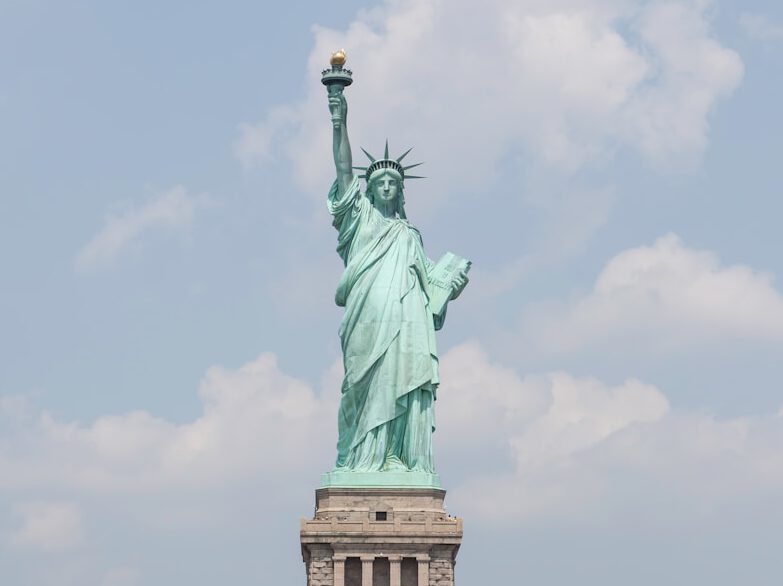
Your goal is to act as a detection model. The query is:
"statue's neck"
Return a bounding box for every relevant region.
[374,200,397,218]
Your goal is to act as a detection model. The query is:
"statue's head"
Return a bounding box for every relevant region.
[367,168,405,217]
[355,141,424,220]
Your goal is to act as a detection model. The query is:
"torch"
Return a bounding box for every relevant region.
[321,49,353,125]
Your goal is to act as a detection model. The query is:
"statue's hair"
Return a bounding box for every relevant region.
[366,169,407,219]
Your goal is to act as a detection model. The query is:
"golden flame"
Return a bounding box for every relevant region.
[330,49,347,67]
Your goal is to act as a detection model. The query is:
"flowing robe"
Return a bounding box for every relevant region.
[328,176,442,472]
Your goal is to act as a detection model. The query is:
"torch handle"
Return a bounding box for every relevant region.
[328,85,345,125]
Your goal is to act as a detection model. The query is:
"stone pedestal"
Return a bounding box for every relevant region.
[301,487,462,586]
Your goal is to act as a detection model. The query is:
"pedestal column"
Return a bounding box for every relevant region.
[361,556,374,586]
[333,555,346,586]
[389,556,401,586]
[416,555,430,586]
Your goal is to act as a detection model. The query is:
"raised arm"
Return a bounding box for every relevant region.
[329,92,353,195]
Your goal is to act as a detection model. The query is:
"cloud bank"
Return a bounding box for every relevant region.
[3,342,782,583]
[236,0,743,196]
[518,233,783,357]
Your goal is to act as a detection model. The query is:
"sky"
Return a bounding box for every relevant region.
[1,0,782,584]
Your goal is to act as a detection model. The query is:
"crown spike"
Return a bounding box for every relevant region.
[360,147,376,162]
[403,162,424,171]
[384,139,389,160]
[396,147,413,163]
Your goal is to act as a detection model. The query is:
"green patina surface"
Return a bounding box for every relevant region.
[321,52,469,488]
[321,470,441,489]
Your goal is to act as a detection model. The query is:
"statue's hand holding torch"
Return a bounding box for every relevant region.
[328,92,347,130]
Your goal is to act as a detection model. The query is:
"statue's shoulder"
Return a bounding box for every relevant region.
[404,220,424,241]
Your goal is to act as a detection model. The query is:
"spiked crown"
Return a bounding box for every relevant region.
[353,140,425,183]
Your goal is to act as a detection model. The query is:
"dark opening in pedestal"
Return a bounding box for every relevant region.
[373,557,390,586]
[345,557,361,586]
[401,558,417,586]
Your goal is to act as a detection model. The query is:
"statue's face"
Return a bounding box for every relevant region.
[371,172,400,205]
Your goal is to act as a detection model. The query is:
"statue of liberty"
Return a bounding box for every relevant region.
[322,51,469,486]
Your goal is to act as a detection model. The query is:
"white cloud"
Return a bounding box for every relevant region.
[10,501,84,551]
[740,12,783,42]
[519,233,783,356]
[0,353,340,583]
[75,185,209,270]
[508,373,668,470]
[236,0,742,195]
[433,342,551,459]
[620,1,745,167]
[0,353,337,495]
[437,343,783,524]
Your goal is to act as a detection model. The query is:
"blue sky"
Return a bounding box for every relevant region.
[2,1,783,584]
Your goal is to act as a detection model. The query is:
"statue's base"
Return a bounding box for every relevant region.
[321,470,441,489]
[300,486,462,586]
